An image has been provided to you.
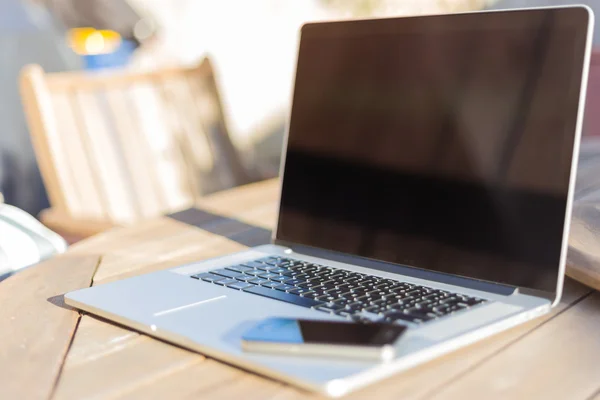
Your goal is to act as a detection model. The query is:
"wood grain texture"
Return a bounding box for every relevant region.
[0,255,100,400]
[8,180,600,399]
[40,208,117,238]
[54,330,200,400]
[430,291,600,400]
[344,278,591,400]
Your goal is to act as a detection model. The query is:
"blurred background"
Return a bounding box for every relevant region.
[1,0,598,222]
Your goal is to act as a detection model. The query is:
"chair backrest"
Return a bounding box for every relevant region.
[20,59,252,225]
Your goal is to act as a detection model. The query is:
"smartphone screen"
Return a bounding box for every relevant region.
[242,318,407,346]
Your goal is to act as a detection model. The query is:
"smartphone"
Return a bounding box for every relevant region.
[240,317,407,361]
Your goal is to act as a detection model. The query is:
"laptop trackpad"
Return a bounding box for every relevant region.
[417,302,523,341]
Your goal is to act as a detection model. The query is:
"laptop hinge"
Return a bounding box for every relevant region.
[275,240,518,296]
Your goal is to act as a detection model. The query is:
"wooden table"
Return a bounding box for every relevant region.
[2,179,600,400]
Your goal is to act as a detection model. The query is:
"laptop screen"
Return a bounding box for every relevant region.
[276,8,591,292]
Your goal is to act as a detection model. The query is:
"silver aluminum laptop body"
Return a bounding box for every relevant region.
[65,6,594,397]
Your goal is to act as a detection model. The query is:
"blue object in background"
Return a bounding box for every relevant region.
[83,39,136,70]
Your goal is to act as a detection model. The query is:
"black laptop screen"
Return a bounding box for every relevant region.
[276,8,590,292]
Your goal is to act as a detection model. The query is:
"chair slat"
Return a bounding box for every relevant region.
[157,77,203,201]
[20,66,71,213]
[103,88,165,219]
[161,76,215,194]
[73,91,137,224]
[51,93,106,220]
[128,84,193,213]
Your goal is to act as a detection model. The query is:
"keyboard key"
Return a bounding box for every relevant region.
[258,272,280,280]
[288,287,314,296]
[317,294,339,302]
[299,281,323,289]
[214,278,238,286]
[191,273,223,283]
[350,287,369,295]
[277,261,294,267]
[415,300,433,309]
[225,265,253,273]
[301,291,320,299]
[325,289,347,298]
[397,295,417,304]
[332,298,352,307]
[366,290,387,299]
[243,285,323,308]
[246,277,269,285]
[353,294,370,303]
[292,273,310,280]
[370,298,386,307]
[336,283,351,292]
[270,275,289,283]
[406,289,428,297]
[343,276,360,283]
[269,267,289,274]
[283,278,306,286]
[211,269,246,280]
[275,284,295,292]
[260,281,280,289]
[227,281,253,290]
[315,269,333,276]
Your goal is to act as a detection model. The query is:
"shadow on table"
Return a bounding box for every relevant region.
[168,208,272,247]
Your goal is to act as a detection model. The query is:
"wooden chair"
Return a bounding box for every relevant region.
[20,59,254,238]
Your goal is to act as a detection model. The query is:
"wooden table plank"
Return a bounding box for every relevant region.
[429,291,600,400]
[59,316,138,368]
[342,279,592,400]
[115,359,286,400]
[42,179,600,399]
[92,220,245,284]
[52,183,280,399]
[54,330,199,399]
[0,255,100,400]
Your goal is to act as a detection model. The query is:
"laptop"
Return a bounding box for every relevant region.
[65,6,594,397]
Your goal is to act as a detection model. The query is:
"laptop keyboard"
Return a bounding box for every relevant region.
[190,256,487,325]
